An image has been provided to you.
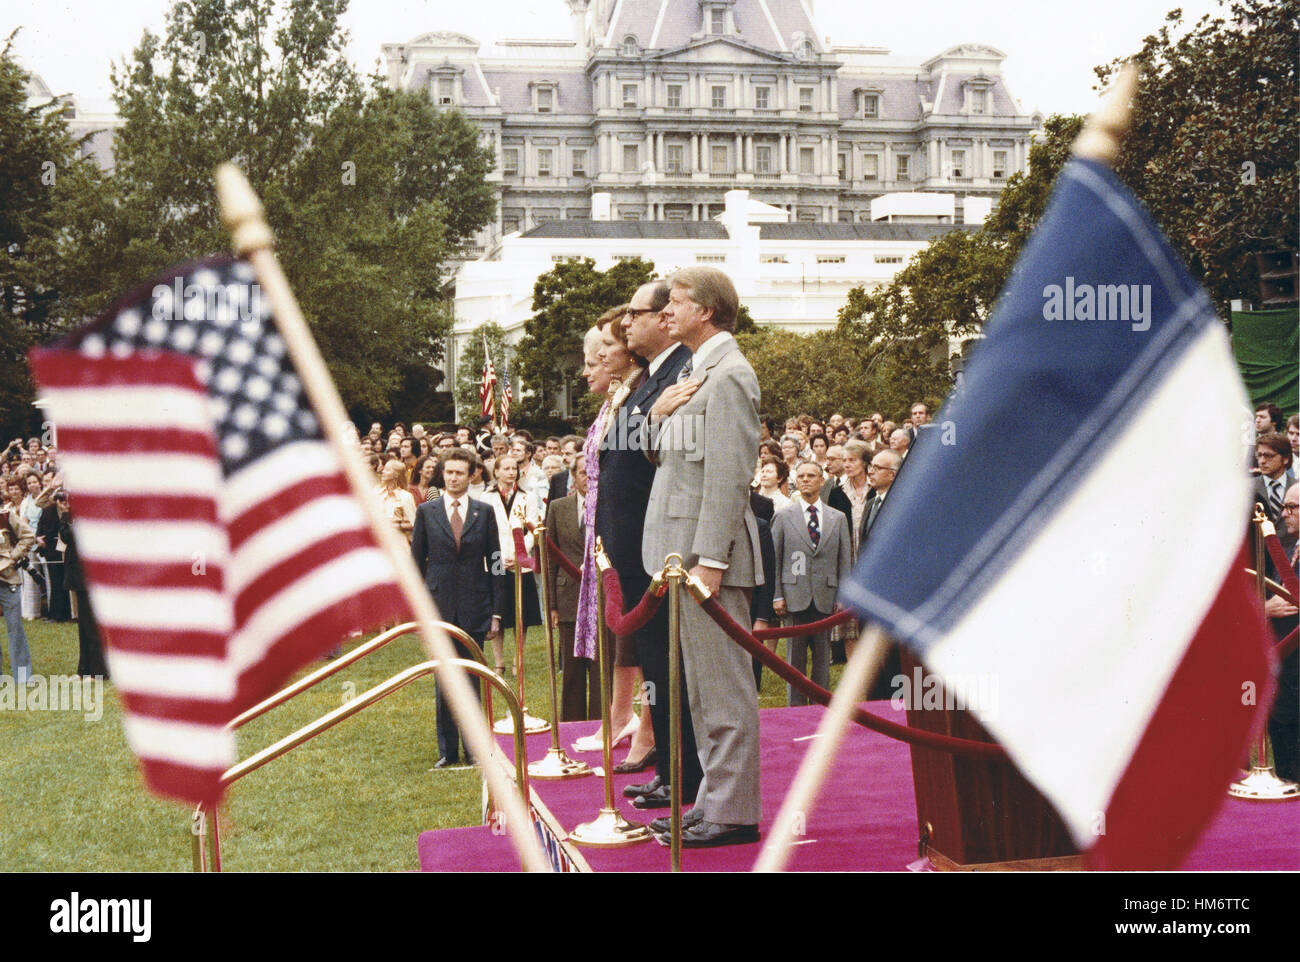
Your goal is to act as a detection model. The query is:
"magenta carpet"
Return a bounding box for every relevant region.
[416,704,1300,872]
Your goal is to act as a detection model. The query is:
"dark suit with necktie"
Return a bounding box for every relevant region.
[595,343,702,794]
[412,495,505,763]
[857,486,902,701]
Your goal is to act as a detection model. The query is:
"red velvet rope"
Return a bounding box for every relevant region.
[694,594,1010,760]
[1278,627,1298,662]
[545,536,582,579]
[601,566,664,636]
[510,527,536,572]
[1263,532,1299,600]
[754,607,855,640]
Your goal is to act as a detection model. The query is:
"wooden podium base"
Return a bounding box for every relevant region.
[900,649,1080,870]
[923,845,1084,872]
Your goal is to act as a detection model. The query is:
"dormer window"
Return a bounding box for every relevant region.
[961,77,995,116]
[429,64,464,107]
[534,84,556,113]
[621,35,638,56]
[854,86,884,119]
[795,38,816,60]
[701,1,732,36]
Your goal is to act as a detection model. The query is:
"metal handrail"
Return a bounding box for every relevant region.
[228,622,488,730]
[191,658,526,872]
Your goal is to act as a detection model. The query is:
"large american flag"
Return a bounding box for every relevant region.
[30,255,411,806]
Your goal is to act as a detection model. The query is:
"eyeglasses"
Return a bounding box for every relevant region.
[1283,503,1300,513]
[867,464,895,473]
[624,308,659,318]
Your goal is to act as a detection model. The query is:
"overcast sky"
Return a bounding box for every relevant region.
[9,0,1229,115]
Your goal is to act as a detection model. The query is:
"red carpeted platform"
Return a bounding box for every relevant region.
[416,703,1300,872]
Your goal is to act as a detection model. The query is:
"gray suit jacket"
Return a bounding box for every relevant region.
[642,336,762,587]
[770,499,852,614]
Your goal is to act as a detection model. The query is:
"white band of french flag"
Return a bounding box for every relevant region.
[924,321,1251,846]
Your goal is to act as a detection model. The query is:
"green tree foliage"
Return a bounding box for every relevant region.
[0,35,106,438]
[55,0,496,417]
[514,256,655,419]
[453,320,510,422]
[1096,0,1298,308]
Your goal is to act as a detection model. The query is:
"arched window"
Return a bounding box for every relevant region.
[621,35,638,56]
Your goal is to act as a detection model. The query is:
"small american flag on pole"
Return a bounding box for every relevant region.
[480,344,497,422]
[499,367,514,432]
[30,255,411,807]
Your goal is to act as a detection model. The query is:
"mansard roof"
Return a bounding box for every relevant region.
[481,68,593,112]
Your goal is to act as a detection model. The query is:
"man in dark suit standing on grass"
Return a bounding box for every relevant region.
[411,448,504,768]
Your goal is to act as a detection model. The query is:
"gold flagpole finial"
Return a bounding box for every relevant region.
[1071,63,1139,166]
[214,163,275,256]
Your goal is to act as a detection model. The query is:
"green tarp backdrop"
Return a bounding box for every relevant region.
[1231,309,1299,416]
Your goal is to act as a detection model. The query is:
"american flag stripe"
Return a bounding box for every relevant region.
[111,650,235,699]
[222,441,338,518]
[88,586,231,633]
[122,716,234,768]
[30,256,413,806]
[97,625,230,657]
[228,496,366,592]
[57,427,216,456]
[43,386,213,430]
[70,495,218,524]
[61,452,223,495]
[233,531,378,620]
[74,521,228,563]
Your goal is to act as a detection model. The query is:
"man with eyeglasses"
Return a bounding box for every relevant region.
[1264,483,1298,781]
[600,281,703,810]
[1254,432,1296,555]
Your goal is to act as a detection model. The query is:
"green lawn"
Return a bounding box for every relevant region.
[1,618,817,871]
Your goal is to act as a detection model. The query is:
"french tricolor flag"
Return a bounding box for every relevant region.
[840,157,1274,870]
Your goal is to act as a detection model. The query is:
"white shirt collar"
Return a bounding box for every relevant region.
[443,492,469,522]
[689,331,733,371]
[646,343,680,377]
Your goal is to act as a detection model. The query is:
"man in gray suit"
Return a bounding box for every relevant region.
[643,266,763,848]
[771,461,852,707]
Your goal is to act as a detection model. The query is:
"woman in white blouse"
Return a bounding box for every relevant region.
[485,454,541,674]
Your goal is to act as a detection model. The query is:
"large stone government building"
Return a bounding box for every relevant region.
[382,1,1040,414]
[383,0,1041,247]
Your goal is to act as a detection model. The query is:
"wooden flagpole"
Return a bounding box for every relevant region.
[215,163,550,873]
[753,65,1139,873]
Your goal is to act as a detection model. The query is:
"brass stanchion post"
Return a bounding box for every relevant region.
[1230,505,1300,800]
[568,538,653,846]
[494,530,549,735]
[665,553,686,871]
[529,523,592,779]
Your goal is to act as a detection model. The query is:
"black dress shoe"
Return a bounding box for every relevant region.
[650,806,703,834]
[433,757,460,769]
[632,784,697,809]
[613,747,657,774]
[623,774,662,799]
[678,820,760,848]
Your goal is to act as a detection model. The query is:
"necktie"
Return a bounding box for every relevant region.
[676,358,693,383]
[450,499,463,549]
[1268,479,1284,519]
[865,496,883,534]
[807,502,820,548]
